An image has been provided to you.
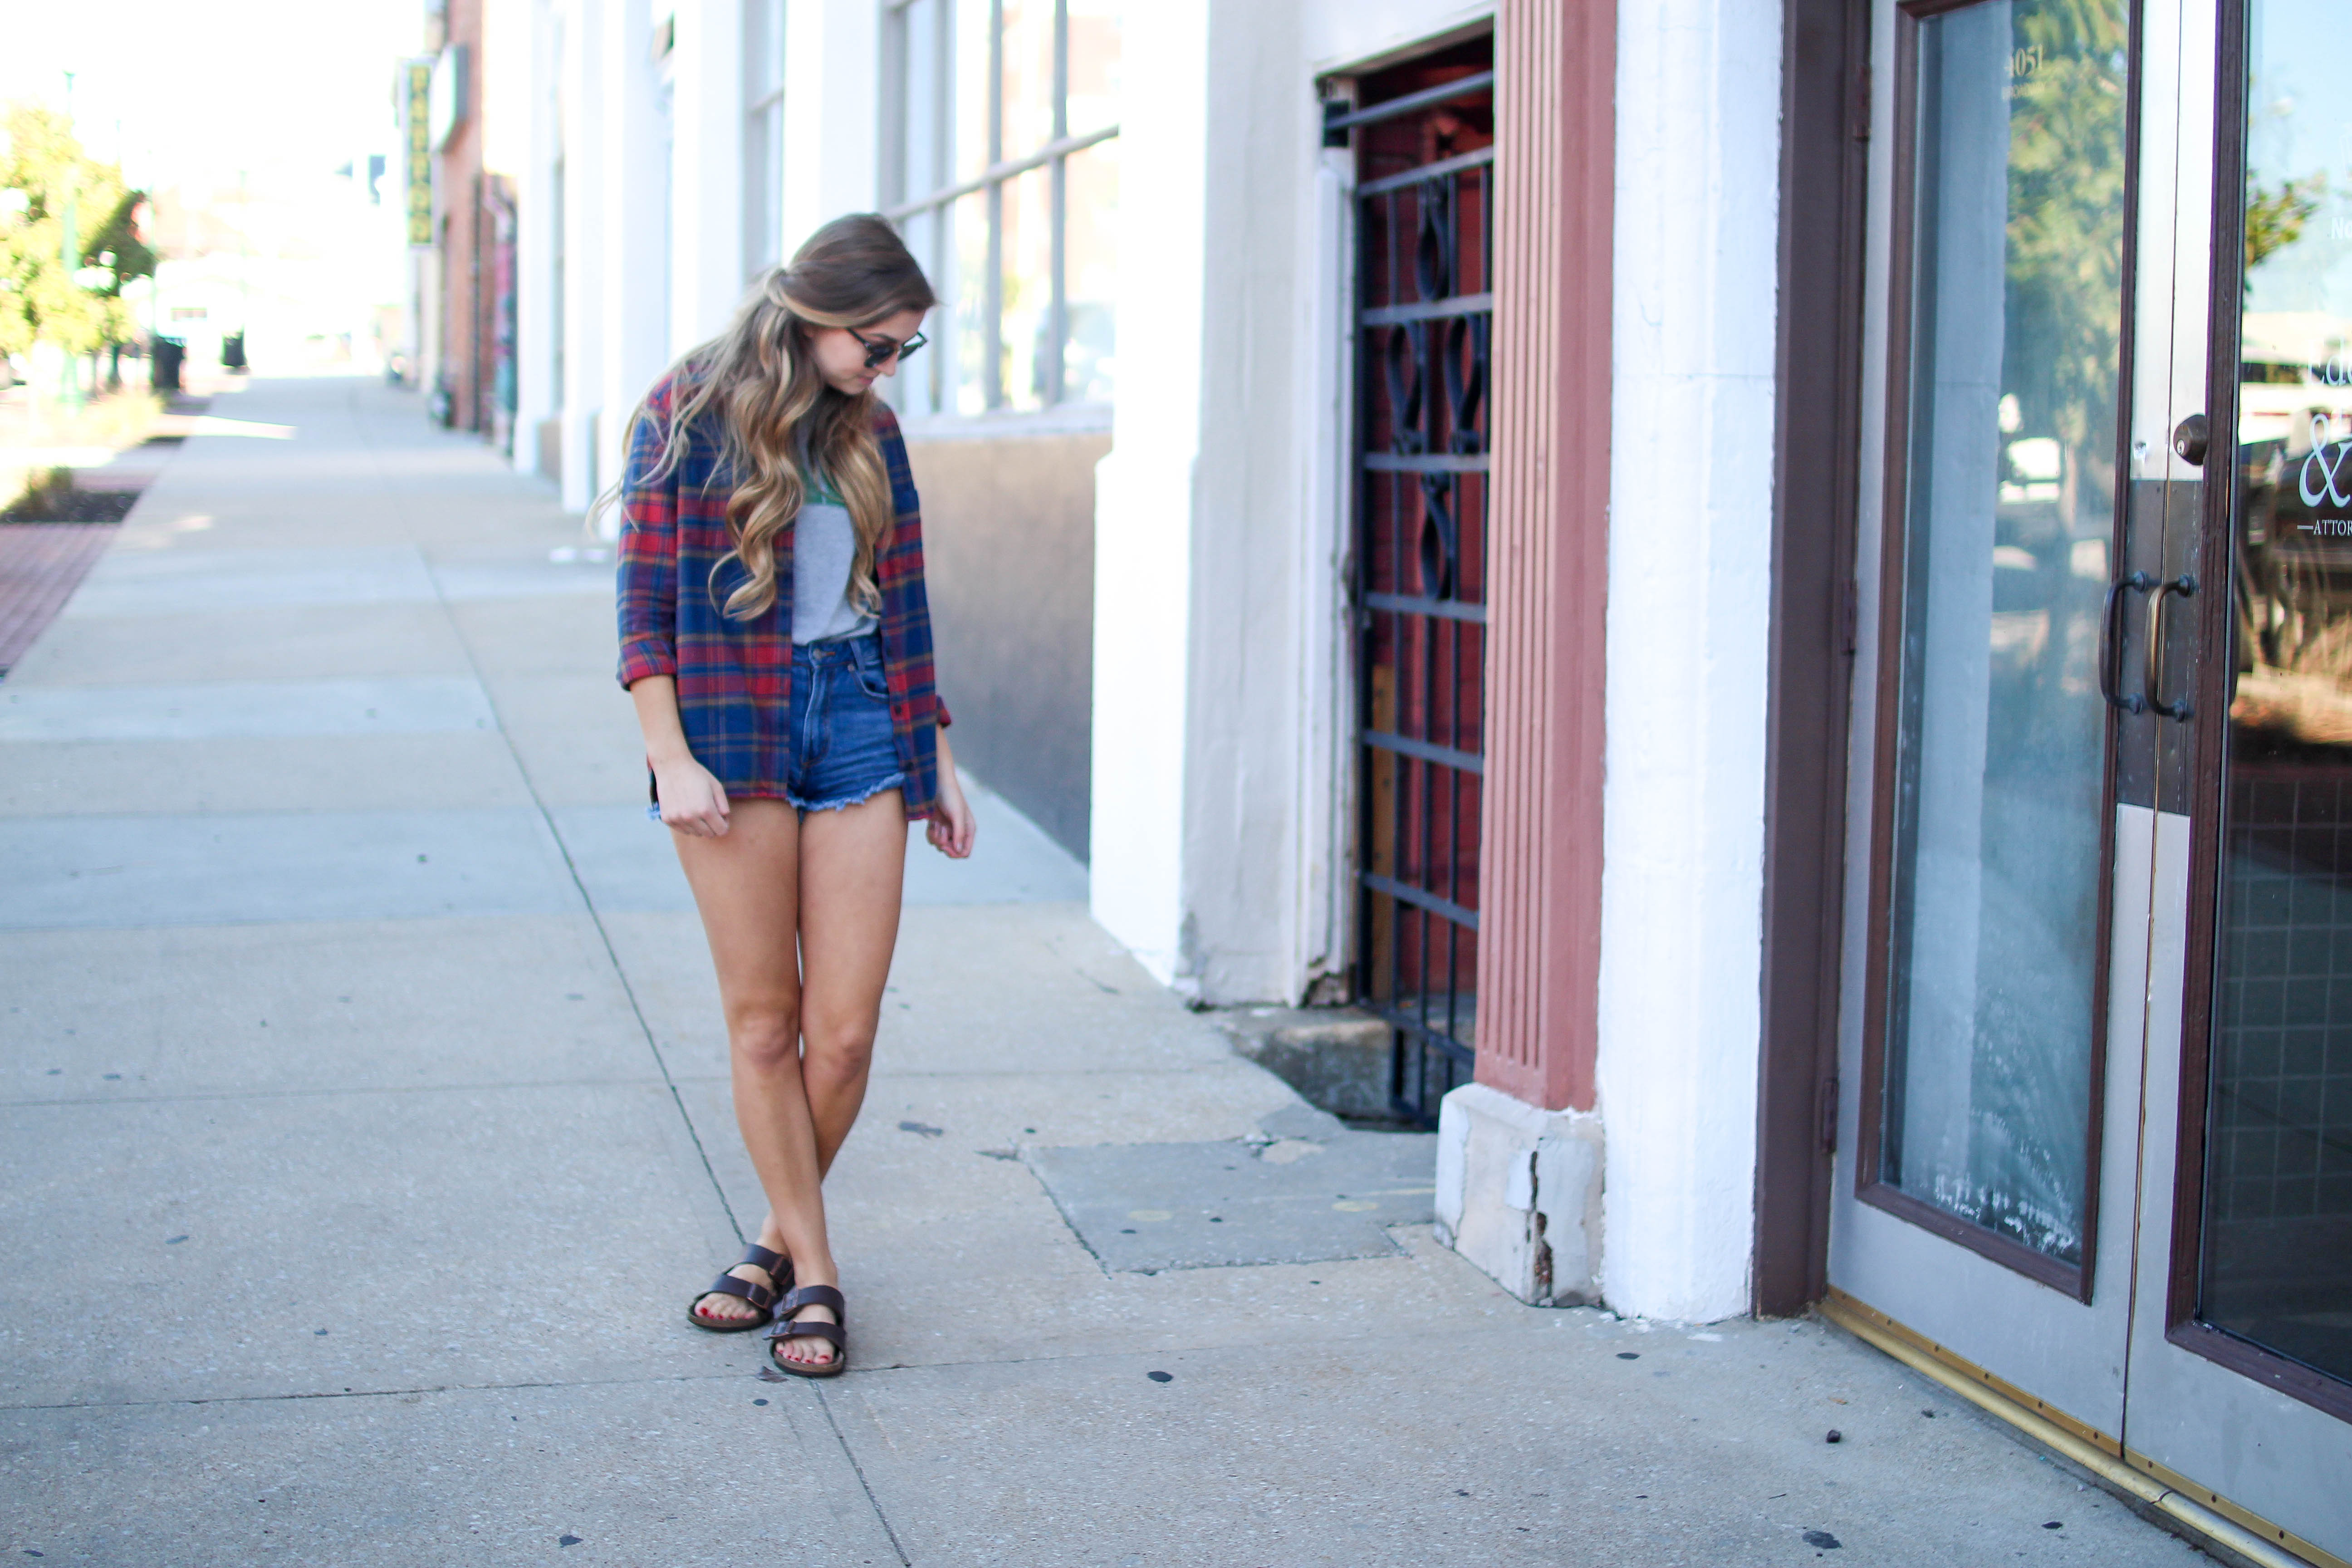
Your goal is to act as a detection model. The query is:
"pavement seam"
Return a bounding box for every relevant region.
[350,386,745,1246]
[0,1317,1747,1417]
[0,1074,676,1110]
[0,1368,768,1414]
[813,1387,915,1566]
[1026,1154,1119,1279]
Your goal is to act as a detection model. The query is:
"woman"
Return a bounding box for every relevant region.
[608,214,975,1378]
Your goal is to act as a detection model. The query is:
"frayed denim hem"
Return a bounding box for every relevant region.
[788,771,907,815]
[643,774,906,824]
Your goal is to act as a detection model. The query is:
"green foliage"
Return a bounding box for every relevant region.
[2002,0,2131,460]
[0,103,148,360]
[2244,174,2323,278]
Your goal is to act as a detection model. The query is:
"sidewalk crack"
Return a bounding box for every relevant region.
[813,1387,913,1566]
[356,405,742,1249]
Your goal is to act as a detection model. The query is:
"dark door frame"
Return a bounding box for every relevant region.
[1753,0,1874,1317]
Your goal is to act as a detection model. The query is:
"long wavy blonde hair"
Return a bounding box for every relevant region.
[606,214,936,621]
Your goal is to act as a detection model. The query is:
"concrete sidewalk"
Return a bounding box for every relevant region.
[0,377,2209,1566]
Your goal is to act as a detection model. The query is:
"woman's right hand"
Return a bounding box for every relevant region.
[652,754,731,837]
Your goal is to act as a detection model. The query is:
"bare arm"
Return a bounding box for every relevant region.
[925,727,976,858]
[630,675,731,837]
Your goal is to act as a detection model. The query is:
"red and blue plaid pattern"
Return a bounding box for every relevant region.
[616,373,952,819]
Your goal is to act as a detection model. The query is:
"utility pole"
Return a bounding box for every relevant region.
[61,71,81,412]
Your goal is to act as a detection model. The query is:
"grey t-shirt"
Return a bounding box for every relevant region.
[790,476,880,645]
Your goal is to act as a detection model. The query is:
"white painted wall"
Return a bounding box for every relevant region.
[1593,0,1784,1322]
[1288,144,1356,1000]
[483,0,534,179]
[1299,1,1492,71]
[556,0,605,512]
[1087,0,1209,986]
[670,0,747,351]
[779,0,881,253]
[1171,0,1310,1000]
[594,0,672,508]
[512,0,561,473]
[531,0,742,502]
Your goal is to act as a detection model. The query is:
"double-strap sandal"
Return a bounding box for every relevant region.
[764,1284,848,1378]
[687,1242,791,1333]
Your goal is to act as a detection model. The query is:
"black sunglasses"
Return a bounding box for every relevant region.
[848,326,926,369]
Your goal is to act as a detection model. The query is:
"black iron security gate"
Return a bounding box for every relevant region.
[1329,45,1493,1126]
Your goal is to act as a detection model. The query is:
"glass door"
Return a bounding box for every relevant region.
[1833,0,2149,1444]
[2122,0,2352,1549]
[1836,0,2352,1549]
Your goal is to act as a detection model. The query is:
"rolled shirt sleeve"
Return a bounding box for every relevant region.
[615,388,681,689]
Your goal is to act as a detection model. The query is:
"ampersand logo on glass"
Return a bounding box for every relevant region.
[2299,412,2352,515]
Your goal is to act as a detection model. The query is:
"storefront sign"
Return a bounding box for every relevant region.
[405,60,433,248]
[2299,415,2352,520]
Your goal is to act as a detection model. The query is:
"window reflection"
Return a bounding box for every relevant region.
[1066,0,1120,137]
[950,188,989,417]
[1879,0,2129,1267]
[1063,137,1118,403]
[954,0,994,181]
[1001,0,1057,159]
[1001,165,1052,410]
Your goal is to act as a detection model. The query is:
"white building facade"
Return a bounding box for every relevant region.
[500,3,2352,1556]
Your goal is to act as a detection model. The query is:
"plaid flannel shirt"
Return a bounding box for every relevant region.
[615,373,953,819]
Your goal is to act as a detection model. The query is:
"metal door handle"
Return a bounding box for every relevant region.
[2143,573,2198,721]
[2099,572,2152,715]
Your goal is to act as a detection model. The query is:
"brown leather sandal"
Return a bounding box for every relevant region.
[764,1284,848,1377]
[687,1243,790,1333]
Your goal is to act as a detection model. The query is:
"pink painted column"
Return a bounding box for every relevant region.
[1474,0,1615,1114]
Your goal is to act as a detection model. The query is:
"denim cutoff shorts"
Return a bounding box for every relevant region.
[647,634,905,821]
[784,635,907,811]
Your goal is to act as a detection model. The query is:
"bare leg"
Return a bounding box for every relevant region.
[673,793,908,1357]
[770,788,908,1364]
[674,802,816,1327]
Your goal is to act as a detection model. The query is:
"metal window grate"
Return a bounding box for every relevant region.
[1345,62,1493,1127]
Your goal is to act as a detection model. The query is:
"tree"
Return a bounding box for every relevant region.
[2245,174,2323,279]
[0,103,153,363]
[2003,0,2131,466]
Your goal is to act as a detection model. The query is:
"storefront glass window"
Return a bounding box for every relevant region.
[882,0,1122,417]
[1062,135,1117,405]
[2205,0,2352,1387]
[1881,0,2129,1267]
[742,0,785,280]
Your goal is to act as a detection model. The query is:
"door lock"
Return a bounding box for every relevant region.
[2172,412,2210,466]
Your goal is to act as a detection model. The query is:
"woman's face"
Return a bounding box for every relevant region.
[807,309,928,397]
